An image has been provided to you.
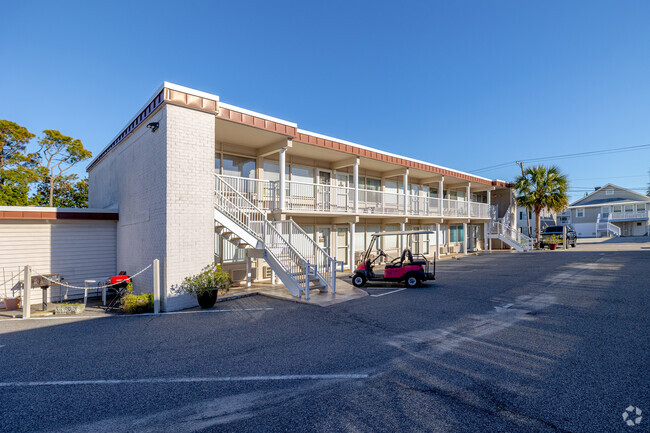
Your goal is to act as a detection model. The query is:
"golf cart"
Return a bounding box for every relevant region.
[350,230,436,288]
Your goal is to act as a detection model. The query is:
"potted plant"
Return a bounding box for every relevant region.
[180,264,233,309]
[546,234,561,250]
[3,296,20,310]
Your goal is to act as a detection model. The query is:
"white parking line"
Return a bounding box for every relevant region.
[9,308,274,321]
[370,288,408,297]
[0,373,369,388]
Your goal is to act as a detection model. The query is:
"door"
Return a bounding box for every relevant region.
[410,185,421,215]
[316,226,331,257]
[317,170,332,211]
[335,172,350,211]
[335,226,349,268]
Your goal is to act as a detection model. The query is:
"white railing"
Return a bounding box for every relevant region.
[220,175,274,211]
[221,175,494,219]
[264,221,315,297]
[215,175,314,298]
[610,210,649,220]
[215,175,267,241]
[489,221,534,252]
[470,202,490,218]
[273,219,337,292]
[607,222,621,236]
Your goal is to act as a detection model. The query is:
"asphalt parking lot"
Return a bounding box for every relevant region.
[1,237,649,432]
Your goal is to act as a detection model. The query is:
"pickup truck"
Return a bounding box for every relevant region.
[540,225,577,248]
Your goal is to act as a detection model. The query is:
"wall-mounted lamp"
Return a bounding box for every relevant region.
[146,122,159,132]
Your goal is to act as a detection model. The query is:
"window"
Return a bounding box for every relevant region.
[450,226,457,243]
[291,165,314,184]
[605,188,614,195]
[519,211,523,220]
[613,205,622,213]
[263,161,280,181]
[625,205,634,213]
[220,154,256,178]
[576,209,584,218]
[383,224,399,249]
[638,204,646,212]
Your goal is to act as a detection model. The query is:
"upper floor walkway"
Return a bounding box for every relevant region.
[219,174,495,219]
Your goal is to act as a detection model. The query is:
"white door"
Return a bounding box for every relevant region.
[317,170,332,211]
[335,226,349,268]
[335,172,350,211]
[316,226,331,257]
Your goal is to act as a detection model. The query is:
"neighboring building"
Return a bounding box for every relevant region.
[87,82,518,310]
[516,206,556,235]
[559,184,650,237]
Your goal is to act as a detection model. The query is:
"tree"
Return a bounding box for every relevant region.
[514,165,569,244]
[0,120,35,173]
[38,130,92,207]
[35,175,88,208]
[0,120,40,205]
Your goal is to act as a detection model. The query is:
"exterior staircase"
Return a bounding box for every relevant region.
[214,174,340,299]
[596,213,621,237]
[487,205,534,252]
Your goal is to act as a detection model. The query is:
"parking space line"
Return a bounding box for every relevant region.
[7,308,274,321]
[370,288,408,297]
[0,373,369,388]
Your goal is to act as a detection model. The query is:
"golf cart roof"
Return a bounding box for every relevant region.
[371,230,435,237]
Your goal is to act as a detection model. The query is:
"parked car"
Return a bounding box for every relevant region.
[540,225,577,247]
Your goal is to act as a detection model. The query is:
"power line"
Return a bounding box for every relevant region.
[470,143,650,173]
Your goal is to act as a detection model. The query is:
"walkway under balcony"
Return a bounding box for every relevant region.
[220,175,494,219]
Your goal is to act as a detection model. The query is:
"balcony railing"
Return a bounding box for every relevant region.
[217,175,493,218]
[610,210,649,220]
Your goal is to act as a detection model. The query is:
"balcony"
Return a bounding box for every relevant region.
[219,175,493,219]
[610,210,649,221]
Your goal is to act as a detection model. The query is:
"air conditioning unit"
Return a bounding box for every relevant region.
[263,266,272,279]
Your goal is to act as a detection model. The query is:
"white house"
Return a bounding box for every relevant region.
[560,184,650,237]
[86,82,523,310]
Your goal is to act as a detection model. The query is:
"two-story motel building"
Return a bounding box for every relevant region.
[87,83,514,310]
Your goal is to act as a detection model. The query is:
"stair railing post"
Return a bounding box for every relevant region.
[153,259,160,315]
[23,265,31,319]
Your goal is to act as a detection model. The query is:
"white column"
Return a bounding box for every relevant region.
[484,222,489,251]
[353,161,359,213]
[246,257,252,288]
[153,259,160,314]
[23,265,31,319]
[271,269,277,285]
[435,223,441,259]
[400,222,406,251]
[466,183,471,217]
[349,222,356,269]
[279,147,286,212]
[403,170,409,214]
[463,222,468,255]
[438,177,444,217]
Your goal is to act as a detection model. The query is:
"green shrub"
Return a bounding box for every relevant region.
[120,282,154,314]
[180,264,233,297]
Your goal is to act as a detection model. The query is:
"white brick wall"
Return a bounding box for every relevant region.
[164,105,215,311]
[88,103,216,311]
[88,107,168,296]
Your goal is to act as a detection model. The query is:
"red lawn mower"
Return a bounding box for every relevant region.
[350,230,436,288]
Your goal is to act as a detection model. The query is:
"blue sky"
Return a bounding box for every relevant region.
[1,0,649,202]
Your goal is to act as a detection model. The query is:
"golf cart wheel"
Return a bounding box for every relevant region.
[405,275,420,288]
[352,274,367,288]
[571,240,577,247]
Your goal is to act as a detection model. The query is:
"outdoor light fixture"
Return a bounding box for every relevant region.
[146,122,159,132]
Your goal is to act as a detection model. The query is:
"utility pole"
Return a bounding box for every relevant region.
[516,161,532,238]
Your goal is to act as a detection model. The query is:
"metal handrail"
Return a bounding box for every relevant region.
[273,219,337,292]
[215,174,313,298]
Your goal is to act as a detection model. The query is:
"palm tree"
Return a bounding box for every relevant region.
[514,165,569,244]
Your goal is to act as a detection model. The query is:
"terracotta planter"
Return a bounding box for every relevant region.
[4,297,20,310]
[549,244,557,250]
[196,290,218,309]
